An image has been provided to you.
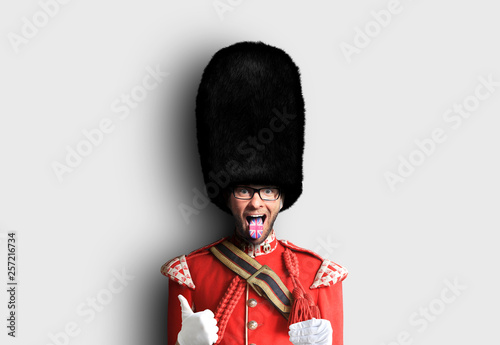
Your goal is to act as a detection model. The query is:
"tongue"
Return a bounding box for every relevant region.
[249,216,264,239]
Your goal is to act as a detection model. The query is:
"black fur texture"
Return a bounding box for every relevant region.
[195,41,305,214]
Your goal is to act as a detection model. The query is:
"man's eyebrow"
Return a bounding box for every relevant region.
[234,183,279,189]
[235,185,279,188]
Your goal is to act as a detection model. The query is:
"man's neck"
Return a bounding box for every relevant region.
[232,230,278,258]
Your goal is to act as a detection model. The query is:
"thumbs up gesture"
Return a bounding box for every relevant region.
[177,295,219,345]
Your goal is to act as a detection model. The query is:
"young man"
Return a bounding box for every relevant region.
[162,42,347,345]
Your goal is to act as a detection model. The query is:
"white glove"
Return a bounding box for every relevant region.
[177,295,219,345]
[289,318,333,345]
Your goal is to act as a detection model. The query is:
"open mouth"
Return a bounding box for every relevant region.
[246,215,266,239]
[246,214,266,224]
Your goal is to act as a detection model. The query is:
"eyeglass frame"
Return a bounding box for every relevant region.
[231,185,281,201]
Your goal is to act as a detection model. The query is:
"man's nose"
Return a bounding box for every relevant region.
[248,191,264,207]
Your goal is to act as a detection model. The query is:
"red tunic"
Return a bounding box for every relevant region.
[162,234,347,345]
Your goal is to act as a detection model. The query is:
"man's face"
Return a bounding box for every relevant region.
[227,184,283,245]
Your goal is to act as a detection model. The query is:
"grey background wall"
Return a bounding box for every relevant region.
[1,1,499,344]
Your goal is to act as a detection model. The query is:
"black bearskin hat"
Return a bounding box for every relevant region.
[195,41,305,214]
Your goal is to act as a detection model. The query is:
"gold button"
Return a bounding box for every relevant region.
[248,299,257,308]
[247,320,258,330]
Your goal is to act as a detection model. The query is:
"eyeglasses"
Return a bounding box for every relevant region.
[232,186,281,201]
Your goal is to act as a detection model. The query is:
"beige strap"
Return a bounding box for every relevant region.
[209,240,292,318]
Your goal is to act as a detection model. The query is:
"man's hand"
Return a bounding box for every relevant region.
[177,295,218,345]
[289,318,333,345]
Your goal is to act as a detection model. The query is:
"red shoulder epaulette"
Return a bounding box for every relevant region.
[279,239,348,289]
[160,237,228,289]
